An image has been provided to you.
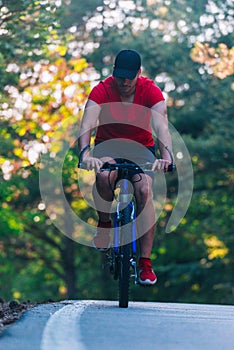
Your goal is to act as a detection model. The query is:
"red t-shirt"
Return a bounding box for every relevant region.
[89,76,165,146]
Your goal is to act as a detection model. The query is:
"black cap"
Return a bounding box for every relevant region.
[113,49,141,79]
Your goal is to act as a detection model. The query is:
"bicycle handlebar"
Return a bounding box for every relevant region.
[78,145,176,173]
[100,161,175,173]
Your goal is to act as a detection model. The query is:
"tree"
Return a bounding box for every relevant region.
[0,46,99,299]
[1,0,233,304]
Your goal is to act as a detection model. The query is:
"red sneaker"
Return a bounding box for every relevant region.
[138,258,157,285]
[93,221,111,251]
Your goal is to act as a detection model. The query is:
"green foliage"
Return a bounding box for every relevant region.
[0,1,60,95]
[0,0,233,305]
[60,0,103,29]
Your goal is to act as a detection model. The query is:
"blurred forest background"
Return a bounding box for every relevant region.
[0,0,233,305]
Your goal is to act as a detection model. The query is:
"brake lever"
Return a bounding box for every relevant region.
[165,146,176,172]
[78,145,90,169]
[167,163,176,172]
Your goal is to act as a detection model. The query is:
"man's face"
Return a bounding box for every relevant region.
[114,71,140,97]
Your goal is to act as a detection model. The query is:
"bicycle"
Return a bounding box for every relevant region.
[78,146,175,308]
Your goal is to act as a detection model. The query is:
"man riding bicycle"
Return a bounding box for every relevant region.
[78,49,173,285]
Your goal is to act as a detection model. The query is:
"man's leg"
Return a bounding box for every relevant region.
[92,170,118,250]
[93,170,117,221]
[133,174,156,257]
[133,174,157,285]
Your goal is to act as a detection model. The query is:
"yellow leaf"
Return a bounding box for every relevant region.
[13,291,21,299]
[56,45,67,56]
[13,148,23,158]
[18,128,26,136]
[70,58,88,72]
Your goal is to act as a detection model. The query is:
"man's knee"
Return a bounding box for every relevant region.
[96,172,112,189]
[135,177,152,199]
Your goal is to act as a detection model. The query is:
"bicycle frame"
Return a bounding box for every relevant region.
[114,176,137,254]
[113,169,138,287]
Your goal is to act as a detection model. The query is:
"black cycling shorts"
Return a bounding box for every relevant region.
[93,139,156,179]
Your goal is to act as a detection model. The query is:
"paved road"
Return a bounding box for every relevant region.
[0,300,234,350]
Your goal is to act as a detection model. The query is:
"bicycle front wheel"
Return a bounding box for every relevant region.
[119,204,132,308]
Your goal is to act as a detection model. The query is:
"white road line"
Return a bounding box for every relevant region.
[40,301,89,350]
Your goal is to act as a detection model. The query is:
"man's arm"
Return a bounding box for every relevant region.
[151,100,173,171]
[78,99,103,171]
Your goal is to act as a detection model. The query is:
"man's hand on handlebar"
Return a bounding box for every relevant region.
[82,155,103,172]
[152,159,171,172]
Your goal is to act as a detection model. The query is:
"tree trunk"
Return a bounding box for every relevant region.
[63,236,77,299]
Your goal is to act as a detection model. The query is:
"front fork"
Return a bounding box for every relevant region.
[113,202,138,284]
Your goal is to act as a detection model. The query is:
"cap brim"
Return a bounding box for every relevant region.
[113,68,138,80]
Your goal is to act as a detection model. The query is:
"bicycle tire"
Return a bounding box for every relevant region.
[119,204,132,308]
